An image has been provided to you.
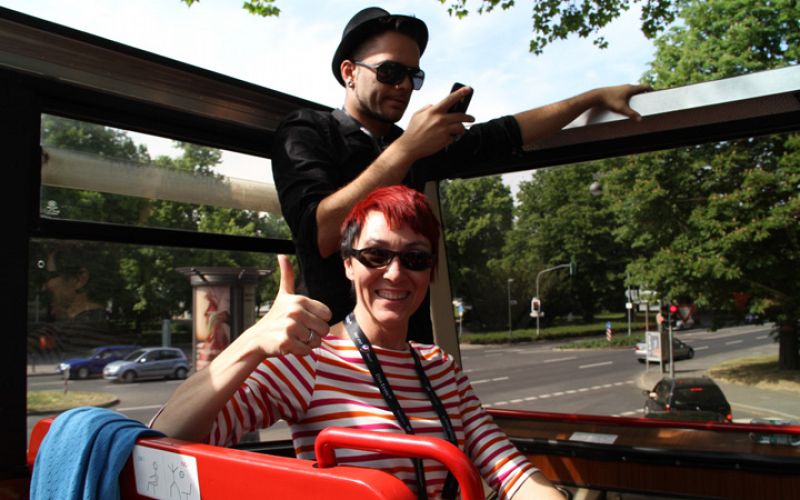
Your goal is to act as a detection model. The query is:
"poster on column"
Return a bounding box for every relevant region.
[194,285,231,370]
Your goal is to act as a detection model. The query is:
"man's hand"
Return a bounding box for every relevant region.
[244,255,331,357]
[392,85,475,160]
[595,83,652,122]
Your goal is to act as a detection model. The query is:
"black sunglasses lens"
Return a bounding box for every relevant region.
[411,70,425,90]
[358,248,393,268]
[400,251,433,271]
[375,62,424,90]
[353,248,432,270]
[375,62,405,85]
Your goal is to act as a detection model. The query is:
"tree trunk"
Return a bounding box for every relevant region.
[778,322,799,370]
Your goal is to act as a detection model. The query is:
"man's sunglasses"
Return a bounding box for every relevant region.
[354,61,425,91]
[349,247,434,271]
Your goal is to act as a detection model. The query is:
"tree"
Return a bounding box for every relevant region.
[440,177,513,329]
[37,117,287,337]
[510,161,631,323]
[611,0,800,369]
[180,0,679,54]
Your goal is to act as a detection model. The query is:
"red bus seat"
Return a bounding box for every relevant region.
[28,418,483,500]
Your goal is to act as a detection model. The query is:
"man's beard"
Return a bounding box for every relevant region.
[356,91,404,125]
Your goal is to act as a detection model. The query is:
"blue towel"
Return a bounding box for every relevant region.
[30,407,164,500]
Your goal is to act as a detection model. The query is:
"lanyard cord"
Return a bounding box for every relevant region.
[344,313,459,500]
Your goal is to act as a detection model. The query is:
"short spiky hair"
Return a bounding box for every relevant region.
[340,185,440,272]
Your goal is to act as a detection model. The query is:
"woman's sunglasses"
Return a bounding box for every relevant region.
[354,60,425,91]
[349,247,433,271]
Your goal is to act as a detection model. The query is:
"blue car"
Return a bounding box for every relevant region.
[57,345,140,379]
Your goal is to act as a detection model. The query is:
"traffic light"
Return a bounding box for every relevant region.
[530,297,542,318]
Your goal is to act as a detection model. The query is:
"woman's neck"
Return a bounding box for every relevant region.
[351,308,408,351]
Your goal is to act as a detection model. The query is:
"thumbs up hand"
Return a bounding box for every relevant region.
[245,255,331,357]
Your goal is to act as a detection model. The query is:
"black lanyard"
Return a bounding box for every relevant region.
[344,313,459,500]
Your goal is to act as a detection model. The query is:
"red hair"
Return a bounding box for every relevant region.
[340,185,440,267]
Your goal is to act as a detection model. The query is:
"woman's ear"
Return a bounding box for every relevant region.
[344,257,354,281]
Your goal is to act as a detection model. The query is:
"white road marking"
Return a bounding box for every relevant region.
[580,361,613,369]
[543,356,577,363]
[484,380,635,407]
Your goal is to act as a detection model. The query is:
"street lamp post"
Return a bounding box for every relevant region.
[535,263,572,337]
[507,279,514,339]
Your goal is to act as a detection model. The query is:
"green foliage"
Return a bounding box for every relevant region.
[441,0,679,53]
[181,0,679,54]
[625,0,800,367]
[440,177,513,329]
[508,161,632,322]
[644,0,800,86]
[459,316,645,344]
[181,0,280,17]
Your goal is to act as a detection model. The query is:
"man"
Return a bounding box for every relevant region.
[272,7,649,342]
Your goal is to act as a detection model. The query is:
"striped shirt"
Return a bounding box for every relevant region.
[210,336,537,499]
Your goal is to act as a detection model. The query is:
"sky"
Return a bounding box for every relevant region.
[1,0,656,198]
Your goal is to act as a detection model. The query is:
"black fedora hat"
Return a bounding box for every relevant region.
[331,7,428,87]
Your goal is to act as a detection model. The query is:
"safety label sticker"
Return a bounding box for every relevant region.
[132,445,200,500]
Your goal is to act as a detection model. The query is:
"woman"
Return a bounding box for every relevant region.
[151,185,562,499]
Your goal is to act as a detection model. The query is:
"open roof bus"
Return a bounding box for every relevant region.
[2,6,799,499]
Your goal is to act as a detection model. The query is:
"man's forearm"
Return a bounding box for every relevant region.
[514,84,648,146]
[315,143,416,257]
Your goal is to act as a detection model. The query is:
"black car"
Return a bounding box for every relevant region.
[644,377,732,423]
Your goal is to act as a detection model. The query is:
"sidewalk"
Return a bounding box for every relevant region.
[28,361,60,377]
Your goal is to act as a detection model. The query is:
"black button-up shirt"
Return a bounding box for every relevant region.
[272,108,523,339]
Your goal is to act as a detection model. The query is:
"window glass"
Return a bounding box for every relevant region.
[40,114,289,238]
[441,129,800,427]
[26,238,284,445]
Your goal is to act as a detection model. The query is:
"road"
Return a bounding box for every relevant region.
[462,323,797,421]
[27,324,797,443]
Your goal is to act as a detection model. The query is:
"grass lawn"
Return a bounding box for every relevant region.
[27,390,118,414]
[708,355,800,392]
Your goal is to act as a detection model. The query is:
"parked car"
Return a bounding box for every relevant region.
[57,345,140,379]
[643,376,732,423]
[635,337,694,363]
[103,347,189,383]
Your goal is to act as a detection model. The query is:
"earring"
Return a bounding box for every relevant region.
[347,80,354,88]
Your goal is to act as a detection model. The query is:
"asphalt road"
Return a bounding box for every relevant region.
[27,324,797,444]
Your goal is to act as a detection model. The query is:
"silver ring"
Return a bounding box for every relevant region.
[306,330,314,343]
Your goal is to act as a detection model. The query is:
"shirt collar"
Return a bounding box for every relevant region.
[333,108,404,148]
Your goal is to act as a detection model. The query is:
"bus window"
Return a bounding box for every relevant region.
[439,129,800,426]
[40,114,288,238]
[27,239,288,446]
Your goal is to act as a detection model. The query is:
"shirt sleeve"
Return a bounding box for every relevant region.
[209,352,317,447]
[454,364,538,500]
[422,115,524,182]
[271,110,341,256]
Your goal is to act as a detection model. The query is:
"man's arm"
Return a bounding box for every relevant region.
[514,84,650,146]
[314,84,648,258]
[314,88,475,258]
